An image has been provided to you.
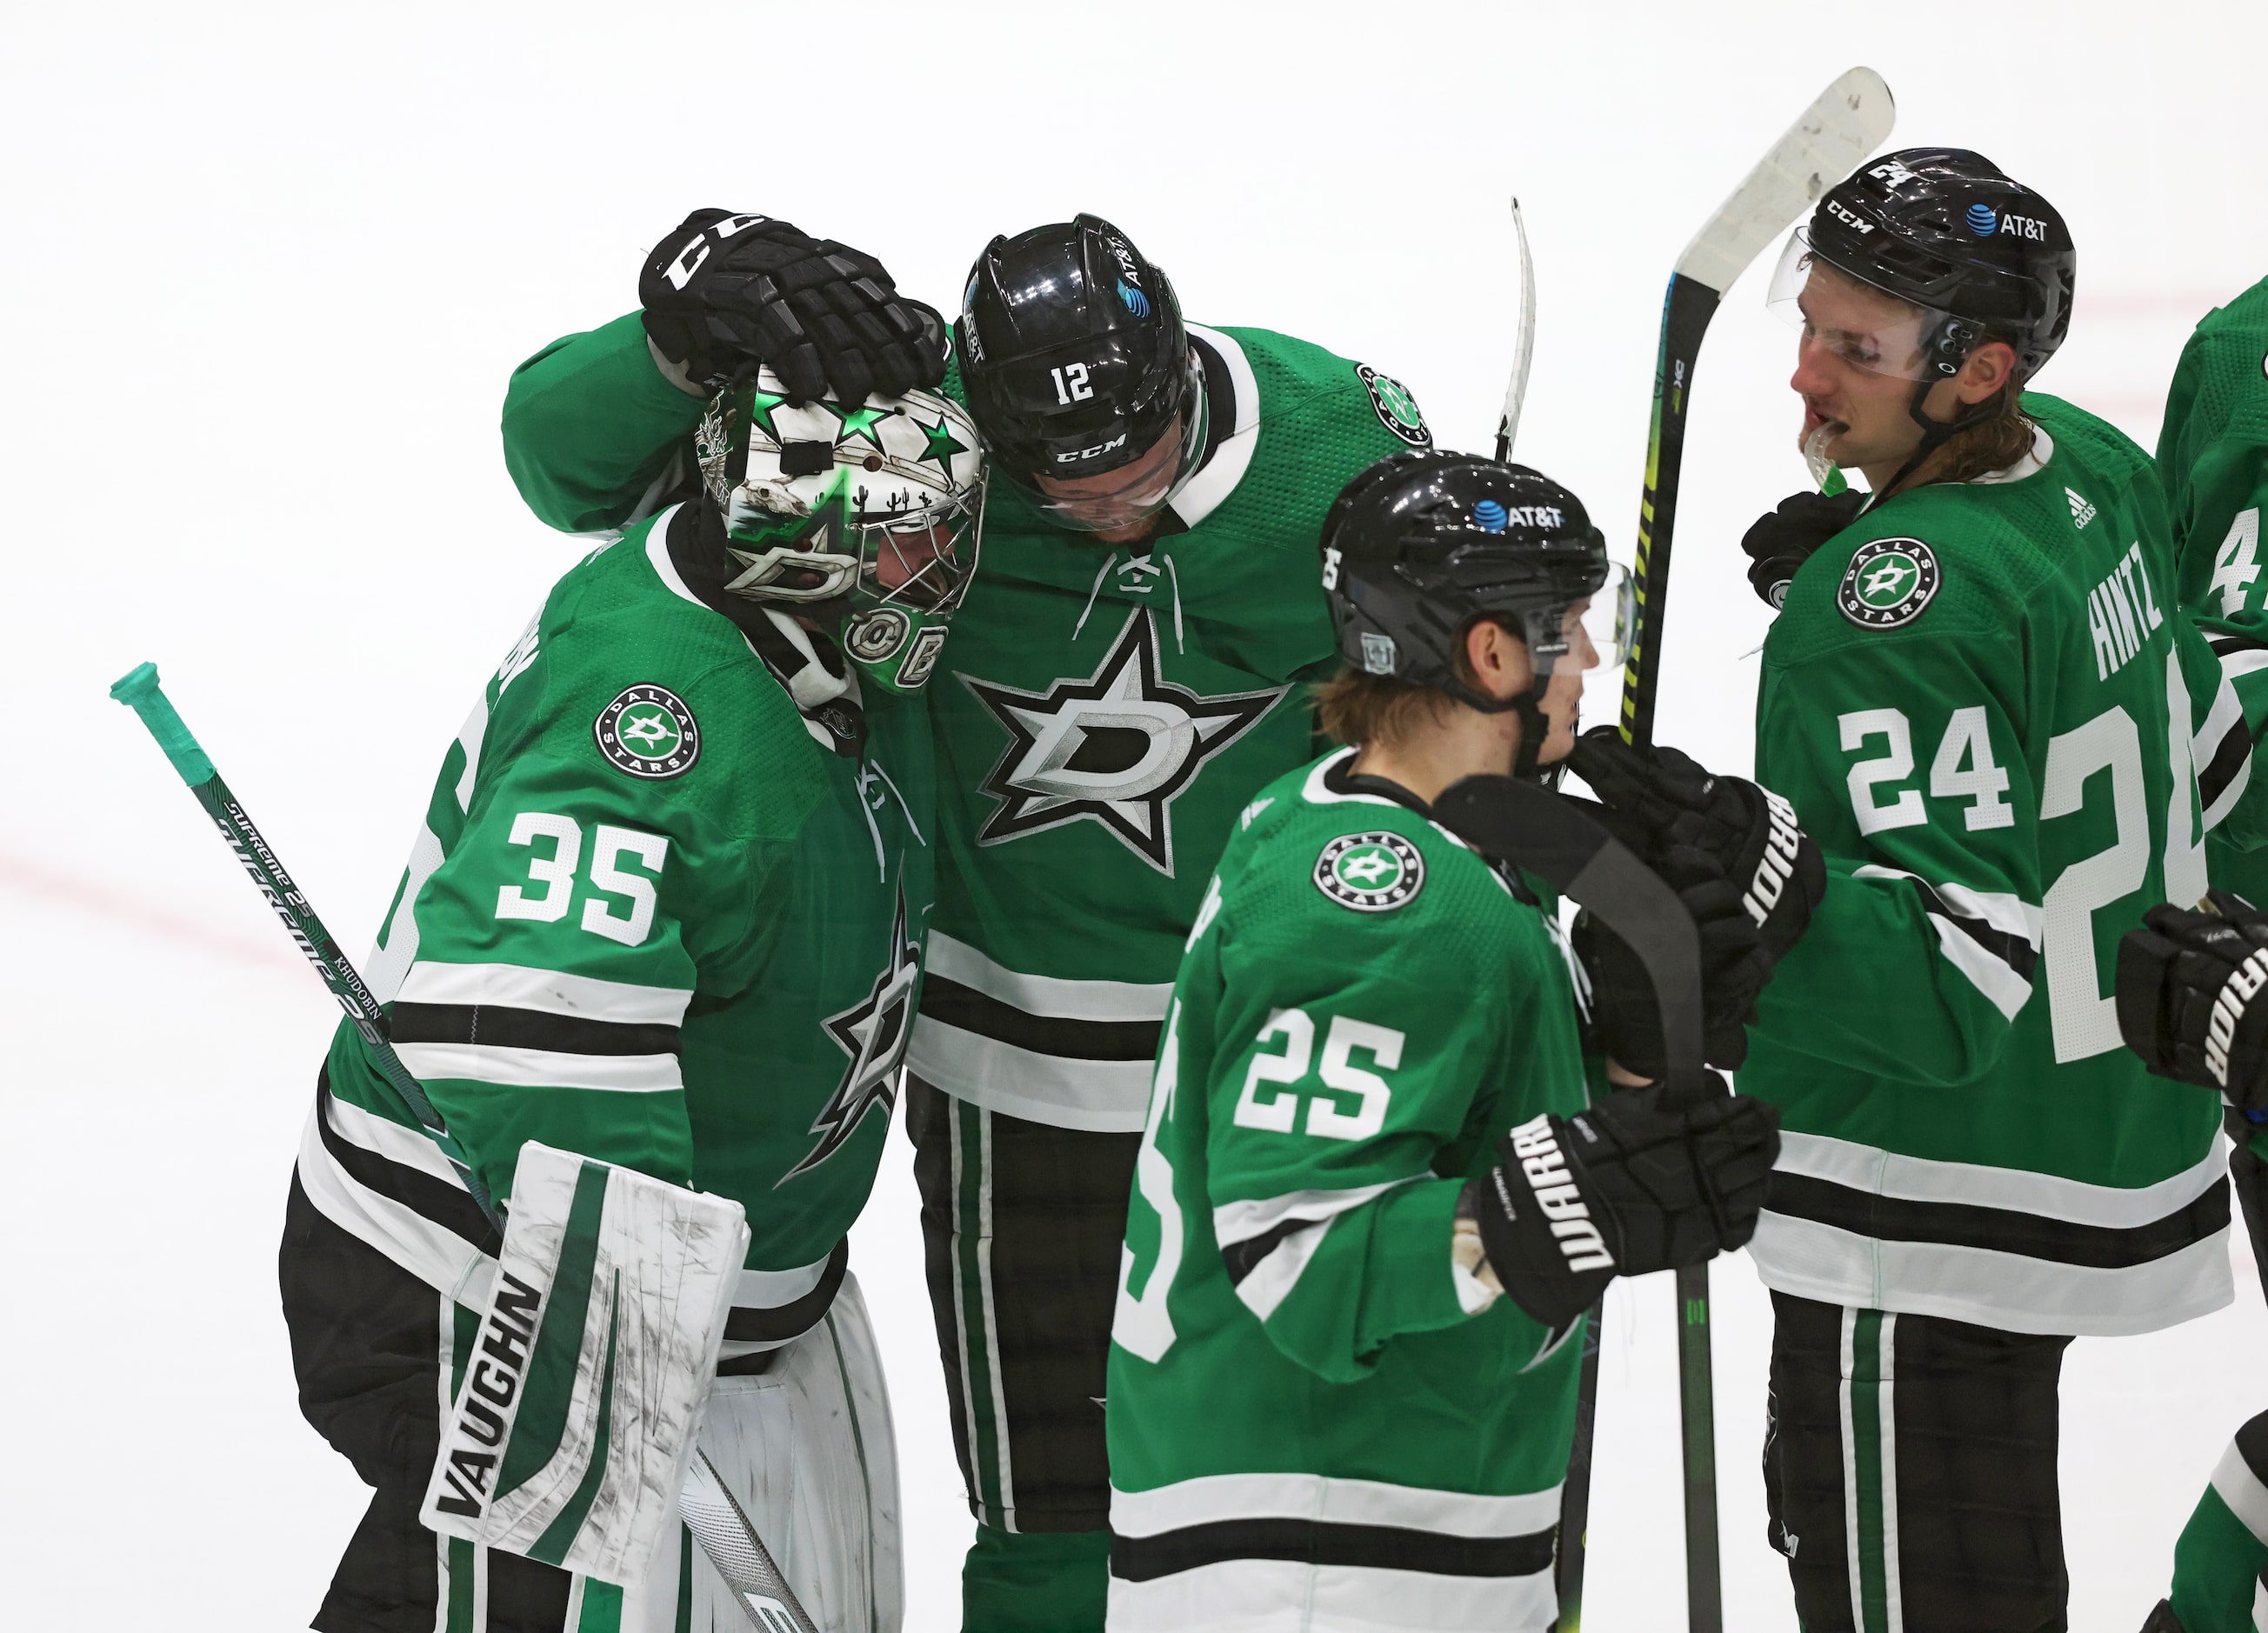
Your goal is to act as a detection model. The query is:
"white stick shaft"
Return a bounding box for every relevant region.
[1495,197,1538,460]
[1674,66,1897,296]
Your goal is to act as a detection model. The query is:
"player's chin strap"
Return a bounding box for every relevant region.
[1879,331,2013,499]
[1438,674,1558,784]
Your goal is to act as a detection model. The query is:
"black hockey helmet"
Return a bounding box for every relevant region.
[955,215,1207,530]
[1770,147,2076,385]
[1320,450,1620,772]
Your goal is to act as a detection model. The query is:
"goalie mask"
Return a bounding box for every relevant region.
[695,370,987,692]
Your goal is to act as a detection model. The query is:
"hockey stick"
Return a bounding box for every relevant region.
[1610,66,1895,1633]
[1494,197,1538,463]
[110,662,818,1633]
[1481,192,1607,1630]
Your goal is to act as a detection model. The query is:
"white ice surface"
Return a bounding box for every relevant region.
[4,2,2266,1628]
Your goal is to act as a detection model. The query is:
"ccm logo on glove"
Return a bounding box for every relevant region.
[2207,948,2268,1087]
[1501,1114,1616,1273]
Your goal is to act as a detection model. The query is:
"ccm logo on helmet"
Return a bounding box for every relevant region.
[2206,947,2268,1089]
[1743,787,1804,929]
[1053,434,1128,464]
[1500,1115,1615,1274]
[1825,199,1875,234]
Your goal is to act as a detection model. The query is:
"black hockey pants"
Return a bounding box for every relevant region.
[1764,1290,2072,1633]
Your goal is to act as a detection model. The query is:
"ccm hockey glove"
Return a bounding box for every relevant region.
[1739,488,1867,608]
[639,209,947,402]
[2117,890,2268,1116]
[1462,1083,1781,1330]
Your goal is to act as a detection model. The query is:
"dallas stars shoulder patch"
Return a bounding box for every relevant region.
[1314,830,1425,912]
[595,683,701,778]
[1837,537,1941,630]
[1356,363,1431,447]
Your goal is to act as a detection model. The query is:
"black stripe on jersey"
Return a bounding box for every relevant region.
[720,1237,849,1348]
[386,1002,680,1057]
[1765,1170,2228,1269]
[1903,877,2037,980]
[916,975,1163,1062]
[1219,1217,1319,1288]
[2207,635,2268,658]
[314,1069,496,1250]
[1111,1516,1557,1583]
[2200,718,2254,813]
[2233,1408,2268,1490]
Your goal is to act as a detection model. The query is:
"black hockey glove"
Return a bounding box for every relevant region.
[1571,830,1770,1074]
[1566,728,1824,988]
[1739,489,1867,608]
[2116,890,2268,1115]
[1462,1083,1780,1330]
[638,209,947,403]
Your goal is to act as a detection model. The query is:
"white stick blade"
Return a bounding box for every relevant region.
[1496,196,1539,457]
[1674,66,1896,294]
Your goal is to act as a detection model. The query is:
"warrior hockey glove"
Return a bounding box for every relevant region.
[2117,890,2268,1115]
[1462,1082,1780,1330]
[639,209,947,403]
[1570,830,1770,1073]
[1739,488,1867,608]
[1567,728,1824,980]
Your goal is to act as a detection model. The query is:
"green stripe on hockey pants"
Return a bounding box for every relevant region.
[1762,1290,2071,1632]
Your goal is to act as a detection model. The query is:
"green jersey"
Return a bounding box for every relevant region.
[1104,750,1587,1633]
[298,505,934,1350]
[497,313,1424,1133]
[2158,274,2268,905]
[1742,395,2246,1337]
[2163,1410,2268,1633]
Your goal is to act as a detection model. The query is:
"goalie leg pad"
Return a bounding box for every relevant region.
[666,1271,904,1633]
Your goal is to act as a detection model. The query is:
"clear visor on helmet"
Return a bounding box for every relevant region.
[1008,350,1210,534]
[1523,559,1632,677]
[1765,228,1967,383]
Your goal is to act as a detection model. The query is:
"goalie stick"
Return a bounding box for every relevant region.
[110,662,820,1633]
[1608,66,1895,1633]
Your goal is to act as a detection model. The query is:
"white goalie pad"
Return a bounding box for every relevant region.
[668,1273,904,1633]
[420,1141,749,1587]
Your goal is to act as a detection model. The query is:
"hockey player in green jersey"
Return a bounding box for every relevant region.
[1579,148,2260,1633]
[497,210,1430,1630]
[2159,272,2268,906]
[2118,890,2268,1632]
[1104,450,1787,1633]
[281,361,985,1631]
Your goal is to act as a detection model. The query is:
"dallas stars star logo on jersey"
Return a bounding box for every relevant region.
[1837,536,1941,630]
[1313,830,1426,912]
[782,887,920,1183]
[594,683,701,778]
[962,607,1284,875]
[1356,363,1431,447]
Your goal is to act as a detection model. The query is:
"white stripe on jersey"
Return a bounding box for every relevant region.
[1211,1182,1404,1249]
[395,960,692,1026]
[1852,864,2039,1020]
[2199,667,2254,832]
[296,1103,494,1307]
[907,1019,1152,1132]
[1229,1221,1328,1323]
[364,821,445,1006]
[391,1040,682,1094]
[2214,1436,2268,1548]
[1111,1470,1561,1539]
[1776,1132,2226,1228]
[1748,1213,2231,1336]
[924,931,1172,1022]
[1104,1554,1555,1633]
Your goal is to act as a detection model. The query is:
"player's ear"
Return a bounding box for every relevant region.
[1464,617,1534,703]
[1954,339,2019,406]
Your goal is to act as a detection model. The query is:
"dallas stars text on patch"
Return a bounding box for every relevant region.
[594,683,701,779]
[1837,536,1942,630]
[962,607,1284,875]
